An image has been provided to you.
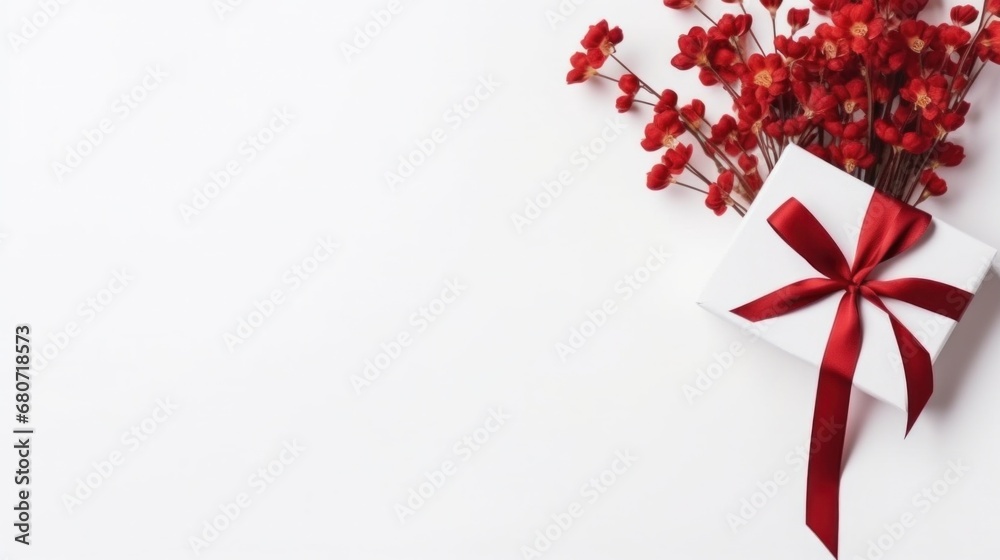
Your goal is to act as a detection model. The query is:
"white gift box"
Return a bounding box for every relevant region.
[698,145,996,412]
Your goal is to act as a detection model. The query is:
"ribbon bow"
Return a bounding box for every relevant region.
[730,191,973,558]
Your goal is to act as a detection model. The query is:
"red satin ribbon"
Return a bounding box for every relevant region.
[730,191,973,558]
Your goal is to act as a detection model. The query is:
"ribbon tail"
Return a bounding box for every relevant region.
[806,290,862,559]
[890,314,933,435]
[860,289,934,435]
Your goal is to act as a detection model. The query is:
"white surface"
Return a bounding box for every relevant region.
[699,145,997,413]
[2,1,1000,559]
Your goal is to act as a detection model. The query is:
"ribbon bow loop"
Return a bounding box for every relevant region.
[729,191,973,558]
[851,190,932,282]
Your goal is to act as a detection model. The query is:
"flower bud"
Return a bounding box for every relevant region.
[787,8,809,33]
[950,5,979,26]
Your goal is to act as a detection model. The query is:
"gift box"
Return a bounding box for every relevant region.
[697,144,996,557]
[698,144,996,413]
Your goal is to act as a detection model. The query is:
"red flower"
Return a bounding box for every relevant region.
[989,0,1000,16]
[775,35,812,61]
[814,24,851,70]
[763,119,785,140]
[934,143,965,167]
[794,82,838,121]
[680,99,707,127]
[873,36,907,74]
[930,111,966,137]
[566,52,599,84]
[953,72,970,92]
[804,144,831,161]
[759,0,782,17]
[891,104,914,127]
[672,27,739,86]
[900,76,948,120]
[646,164,673,190]
[671,27,711,70]
[664,0,697,9]
[901,132,932,154]
[616,95,635,113]
[899,20,935,54]
[641,111,686,151]
[581,20,623,66]
[701,48,739,86]
[782,115,810,137]
[830,141,875,173]
[936,24,972,54]
[740,53,790,101]
[823,120,865,140]
[737,99,772,136]
[663,143,694,174]
[944,112,966,131]
[920,170,948,199]
[810,0,848,14]
[976,21,1000,62]
[710,114,758,155]
[705,171,735,216]
[647,144,695,191]
[649,144,693,189]
[739,153,763,191]
[618,74,639,95]
[831,79,867,114]
[710,115,737,144]
[709,14,753,41]
[831,0,884,54]
[654,89,679,113]
[874,119,902,148]
[787,8,809,34]
[890,0,928,18]
[950,5,979,26]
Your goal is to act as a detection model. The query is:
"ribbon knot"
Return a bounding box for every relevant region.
[730,192,973,558]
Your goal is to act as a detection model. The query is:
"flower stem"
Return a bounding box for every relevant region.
[610,54,661,99]
[740,5,766,54]
[694,6,718,26]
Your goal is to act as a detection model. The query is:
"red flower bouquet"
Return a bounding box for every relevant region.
[567,0,1000,216]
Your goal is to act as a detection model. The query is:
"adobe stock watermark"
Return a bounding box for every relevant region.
[544,0,589,29]
[384,75,500,192]
[188,440,305,555]
[681,341,749,404]
[222,236,339,352]
[351,277,467,394]
[7,0,72,53]
[179,106,295,222]
[61,398,179,513]
[52,64,167,183]
[212,0,250,21]
[555,246,668,361]
[519,450,638,559]
[682,311,781,403]
[394,407,510,523]
[35,269,133,373]
[726,417,843,532]
[341,0,404,63]
[511,117,626,233]
[852,459,970,560]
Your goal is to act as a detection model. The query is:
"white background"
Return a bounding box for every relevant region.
[2,1,1000,559]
